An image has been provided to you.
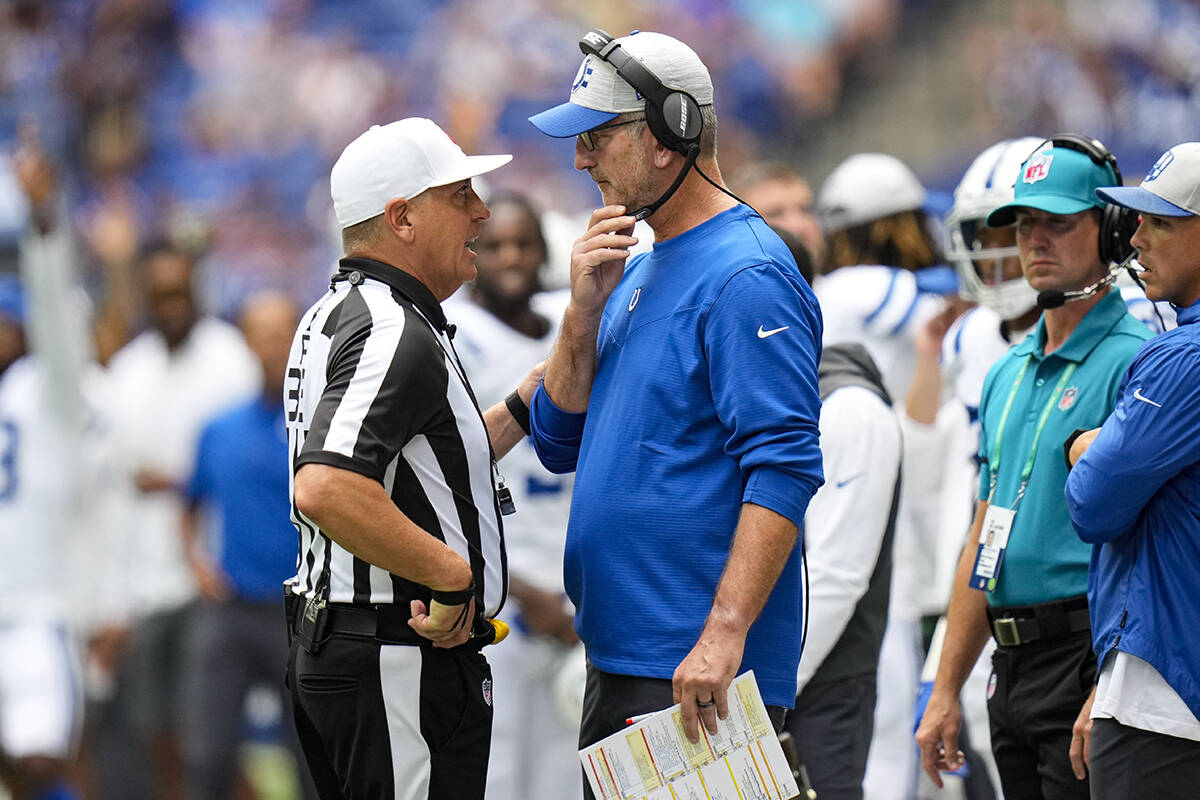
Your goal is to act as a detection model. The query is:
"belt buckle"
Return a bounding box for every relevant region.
[993,617,1021,647]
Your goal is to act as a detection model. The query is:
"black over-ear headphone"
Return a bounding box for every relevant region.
[578,29,703,156]
[1039,133,1138,266]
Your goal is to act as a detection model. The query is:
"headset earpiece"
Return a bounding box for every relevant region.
[578,28,703,156]
[1040,133,1135,266]
[1099,204,1138,266]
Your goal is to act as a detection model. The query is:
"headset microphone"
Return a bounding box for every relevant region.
[630,144,700,221]
[1036,251,1137,309]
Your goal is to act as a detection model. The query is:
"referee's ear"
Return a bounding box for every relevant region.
[383,197,416,243]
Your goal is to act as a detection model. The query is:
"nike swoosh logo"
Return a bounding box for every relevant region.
[1133,388,1162,408]
[836,473,864,489]
[757,325,789,339]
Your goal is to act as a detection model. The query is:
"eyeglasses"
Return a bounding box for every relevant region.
[578,116,645,151]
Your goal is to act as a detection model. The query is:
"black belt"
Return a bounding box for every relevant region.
[987,594,1091,648]
[286,595,494,650]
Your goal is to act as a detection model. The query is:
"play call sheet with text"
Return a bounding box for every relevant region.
[579,671,800,800]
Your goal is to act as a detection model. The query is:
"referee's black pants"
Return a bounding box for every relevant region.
[986,630,1095,800]
[286,634,493,800]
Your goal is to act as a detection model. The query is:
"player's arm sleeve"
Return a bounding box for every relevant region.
[900,411,947,500]
[1066,344,1200,542]
[705,263,824,526]
[528,381,587,474]
[19,224,91,427]
[297,308,441,482]
[797,386,901,691]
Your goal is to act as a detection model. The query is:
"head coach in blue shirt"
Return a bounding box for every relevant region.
[1065,142,1200,799]
[523,29,824,770]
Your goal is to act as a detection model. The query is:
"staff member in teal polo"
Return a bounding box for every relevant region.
[916,136,1151,800]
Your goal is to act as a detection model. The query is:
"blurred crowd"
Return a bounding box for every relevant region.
[2,0,1197,315]
[1,1,1199,799]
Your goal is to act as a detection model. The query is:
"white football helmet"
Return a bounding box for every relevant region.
[947,137,1044,319]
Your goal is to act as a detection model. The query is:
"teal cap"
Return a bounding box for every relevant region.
[986,145,1118,227]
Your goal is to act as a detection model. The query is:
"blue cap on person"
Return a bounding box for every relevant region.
[0,275,25,326]
[528,31,713,138]
[986,139,1119,227]
[1095,143,1200,218]
[330,118,512,228]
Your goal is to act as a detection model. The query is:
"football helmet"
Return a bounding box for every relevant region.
[947,137,1044,319]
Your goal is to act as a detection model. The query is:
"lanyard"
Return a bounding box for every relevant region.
[986,356,1078,508]
[410,305,515,514]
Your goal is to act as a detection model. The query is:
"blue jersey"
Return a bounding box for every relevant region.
[530,205,824,706]
[187,395,296,602]
[1067,298,1200,719]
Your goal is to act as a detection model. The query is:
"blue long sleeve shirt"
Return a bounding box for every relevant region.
[1066,298,1200,719]
[529,205,824,707]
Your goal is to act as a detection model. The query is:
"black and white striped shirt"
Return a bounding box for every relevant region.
[285,257,506,615]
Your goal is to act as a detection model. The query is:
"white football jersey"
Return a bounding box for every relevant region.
[814,265,942,401]
[0,357,79,617]
[444,290,573,593]
[105,318,259,613]
[940,305,1015,416]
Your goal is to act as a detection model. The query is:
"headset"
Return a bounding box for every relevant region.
[579,29,703,156]
[1033,134,1144,309]
[1040,133,1138,267]
[578,29,740,221]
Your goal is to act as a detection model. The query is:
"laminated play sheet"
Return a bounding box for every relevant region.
[579,671,799,800]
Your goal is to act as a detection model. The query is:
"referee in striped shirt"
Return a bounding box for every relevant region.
[284,118,540,799]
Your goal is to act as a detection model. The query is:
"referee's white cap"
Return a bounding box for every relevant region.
[331,118,512,228]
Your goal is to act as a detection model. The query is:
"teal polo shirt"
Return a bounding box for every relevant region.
[976,290,1150,607]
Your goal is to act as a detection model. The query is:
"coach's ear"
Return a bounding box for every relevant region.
[383,197,416,243]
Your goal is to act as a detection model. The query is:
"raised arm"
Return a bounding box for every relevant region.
[527,206,636,472]
[540,205,636,411]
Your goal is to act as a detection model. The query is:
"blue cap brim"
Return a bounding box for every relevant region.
[1095,186,1193,217]
[986,195,1098,227]
[528,102,618,138]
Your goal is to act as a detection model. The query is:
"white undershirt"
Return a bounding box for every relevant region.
[1091,651,1200,742]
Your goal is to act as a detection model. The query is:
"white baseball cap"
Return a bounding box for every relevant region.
[817,153,927,232]
[528,31,714,138]
[330,118,512,228]
[1095,142,1200,217]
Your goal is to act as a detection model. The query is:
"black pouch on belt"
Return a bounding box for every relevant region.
[295,594,330,655]
[283,586,300,646]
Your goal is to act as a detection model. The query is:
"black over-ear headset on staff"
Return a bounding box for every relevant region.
[579,29,703,157]
[1033,133,1144,309]
[578,29,746,220]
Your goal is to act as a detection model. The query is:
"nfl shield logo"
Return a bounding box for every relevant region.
[1024,153,1054,184]
[1059,386,1078,411]
[482,677,493,707]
